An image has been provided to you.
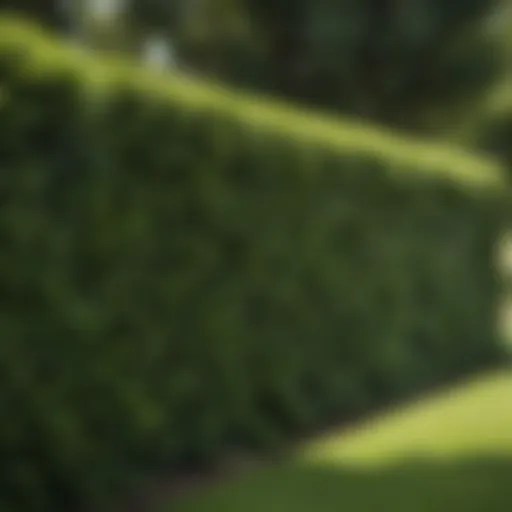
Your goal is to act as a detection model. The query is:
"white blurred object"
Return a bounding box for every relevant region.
[143,35,177,71]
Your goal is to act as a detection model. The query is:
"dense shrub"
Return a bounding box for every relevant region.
[0,17,509,511]
[466,82,512,172]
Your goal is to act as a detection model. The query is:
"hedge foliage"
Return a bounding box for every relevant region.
[0,17,509,511]
[466,81,512,171]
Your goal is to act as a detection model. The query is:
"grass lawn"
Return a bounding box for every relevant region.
[170,369,512,512]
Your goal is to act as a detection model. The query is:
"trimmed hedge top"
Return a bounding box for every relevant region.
[0,16,506,191]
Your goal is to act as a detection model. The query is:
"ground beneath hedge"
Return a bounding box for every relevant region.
[167,369,512,512]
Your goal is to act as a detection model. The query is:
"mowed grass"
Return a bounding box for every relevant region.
[171,370,512,512]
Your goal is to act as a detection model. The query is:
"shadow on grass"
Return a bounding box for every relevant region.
[171,455,512,512]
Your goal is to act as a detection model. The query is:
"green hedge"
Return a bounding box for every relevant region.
[462,81,512,172]
[0,17,509,511]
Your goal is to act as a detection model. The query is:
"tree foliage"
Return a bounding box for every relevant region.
[0,0,65,28]
[126,0,507,132]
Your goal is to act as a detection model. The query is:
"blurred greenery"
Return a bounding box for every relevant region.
[0,17,508,511]
[1,1,511,134]
[127,0,511,134]
[0,1,64,28]
[459,77,512,173]
[172,370,512,511]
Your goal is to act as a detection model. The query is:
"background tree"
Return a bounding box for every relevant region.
[0,0,66,29]
[126,0,508,133]
[124,0,261,81]
[242,0,508,132]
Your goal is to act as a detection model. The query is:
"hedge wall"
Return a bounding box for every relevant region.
[0,17,509,511]
[459,80,512,173]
